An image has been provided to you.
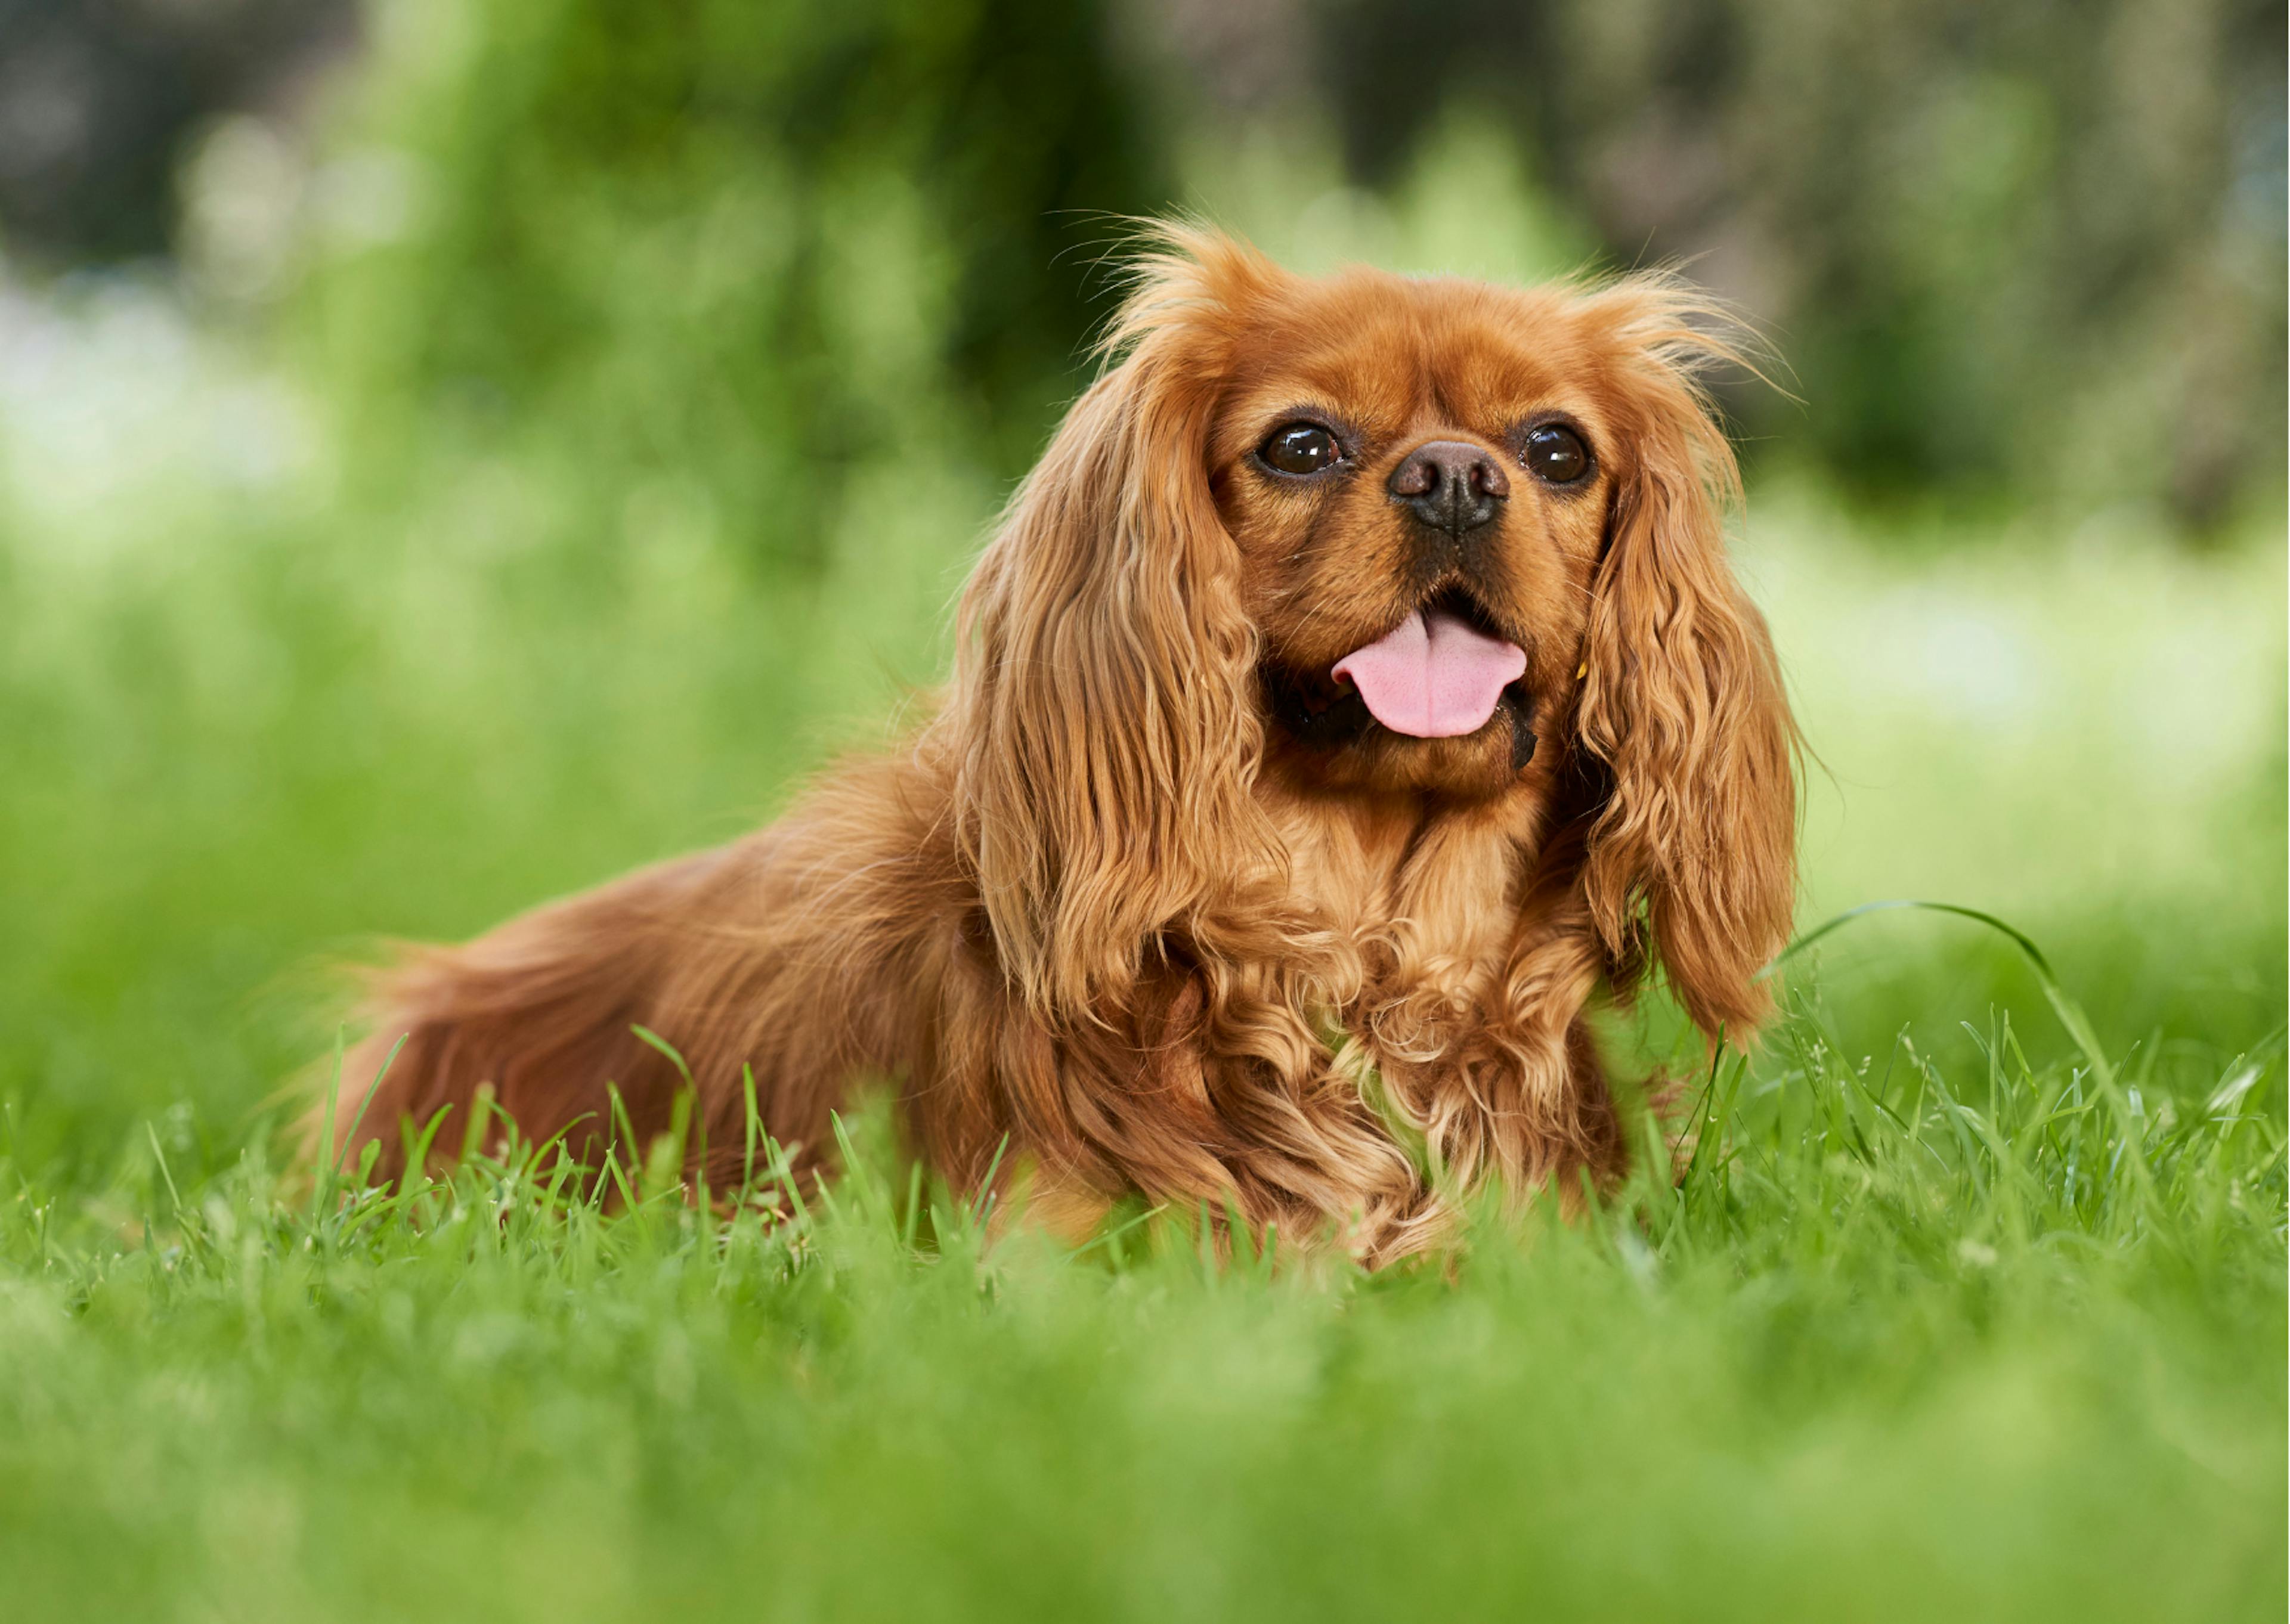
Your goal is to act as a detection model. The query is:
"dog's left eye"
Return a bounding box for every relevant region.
[1521,423,1590,484]
[1260,423,1343,476]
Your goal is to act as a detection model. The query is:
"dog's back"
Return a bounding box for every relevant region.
[320,749,956,1195]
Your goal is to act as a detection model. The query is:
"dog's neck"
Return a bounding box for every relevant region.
[1256,776,1555,991]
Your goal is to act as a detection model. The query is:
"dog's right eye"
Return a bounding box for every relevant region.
[1259,423,1343,476]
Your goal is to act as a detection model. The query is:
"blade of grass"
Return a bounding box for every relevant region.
[1765,899,2116,1092]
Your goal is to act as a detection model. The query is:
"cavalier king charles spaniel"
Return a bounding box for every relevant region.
[325,227,1796,1264]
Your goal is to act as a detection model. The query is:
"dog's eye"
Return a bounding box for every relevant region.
[1260,423,1343,476]
[1521,424,1589,484]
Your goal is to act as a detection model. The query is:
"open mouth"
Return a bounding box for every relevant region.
[1264,587,1539,770]
[1332,587,1526,739]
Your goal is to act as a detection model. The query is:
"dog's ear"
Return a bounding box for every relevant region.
[1574,284,1797,1041]
[949,227,1288,1023]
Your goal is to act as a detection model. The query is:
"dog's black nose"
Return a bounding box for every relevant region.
[1388,440,1508,536]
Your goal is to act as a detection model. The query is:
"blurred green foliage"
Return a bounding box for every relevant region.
[5,0,2282,522]
[295,0,1163,567]
[1313,0,2286,524]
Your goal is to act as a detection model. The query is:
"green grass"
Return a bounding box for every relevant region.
[2,963,2280,1623]
[0,280,2283,1619]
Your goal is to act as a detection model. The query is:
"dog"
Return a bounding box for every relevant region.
[320,227,1796,1265]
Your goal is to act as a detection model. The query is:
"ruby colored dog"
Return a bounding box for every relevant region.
[324,228,1796,1264]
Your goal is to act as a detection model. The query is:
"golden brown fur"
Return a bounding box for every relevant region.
[320,228,1796,1265]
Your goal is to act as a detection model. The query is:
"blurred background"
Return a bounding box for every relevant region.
[1,0,2281,1178]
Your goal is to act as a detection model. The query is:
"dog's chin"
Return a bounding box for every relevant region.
[1258,664,1539,799]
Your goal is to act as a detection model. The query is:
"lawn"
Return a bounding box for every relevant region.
[0,286,2283,1621]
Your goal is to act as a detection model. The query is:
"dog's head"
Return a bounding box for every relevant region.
[953,227,1794,1040]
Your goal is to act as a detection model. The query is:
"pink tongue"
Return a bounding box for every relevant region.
[1332,608,1527,738]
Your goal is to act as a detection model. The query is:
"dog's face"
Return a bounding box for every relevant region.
[1207,275,1622,798]
[956,231,1795,1040]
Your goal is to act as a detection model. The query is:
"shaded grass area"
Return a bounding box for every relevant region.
[3,974,2281,1623]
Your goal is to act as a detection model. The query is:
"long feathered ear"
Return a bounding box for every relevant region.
[949,228,1289,1024]
[1574,284,1797,1041]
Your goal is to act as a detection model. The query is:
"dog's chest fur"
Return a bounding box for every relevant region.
[1262,783,1546,1028]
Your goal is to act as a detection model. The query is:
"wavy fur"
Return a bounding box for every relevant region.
[318,227,1796,1266]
